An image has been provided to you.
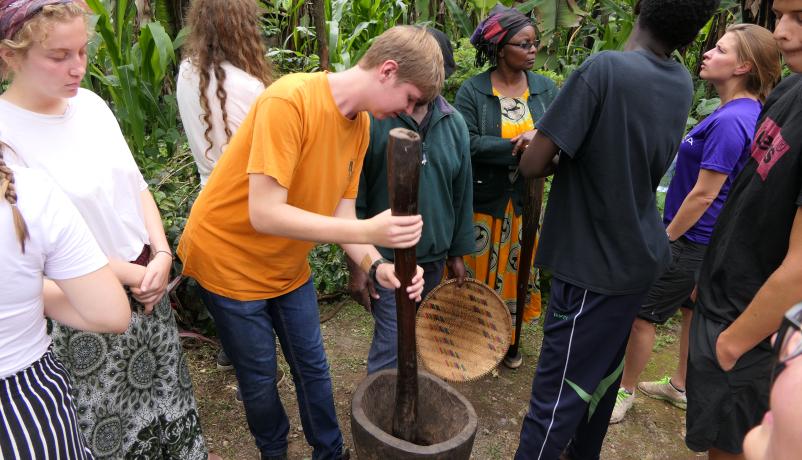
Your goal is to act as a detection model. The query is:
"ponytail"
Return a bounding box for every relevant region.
[0,142,29,252]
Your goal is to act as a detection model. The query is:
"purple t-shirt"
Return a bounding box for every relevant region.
[663,98,761,245]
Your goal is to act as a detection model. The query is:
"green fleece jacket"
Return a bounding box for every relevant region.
[356,96,474,263]
[454,69,557,218]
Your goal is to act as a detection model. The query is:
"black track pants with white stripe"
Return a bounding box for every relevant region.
[515,278,647,460]
[1,350,93,459]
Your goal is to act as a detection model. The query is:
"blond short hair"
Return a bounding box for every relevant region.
[359,25,444,103]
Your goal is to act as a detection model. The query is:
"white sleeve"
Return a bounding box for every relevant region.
[41,182,108,280]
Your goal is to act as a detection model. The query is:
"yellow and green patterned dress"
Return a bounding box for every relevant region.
[465,88,541,342]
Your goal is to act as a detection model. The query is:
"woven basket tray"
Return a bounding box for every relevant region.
[416,278,511,382]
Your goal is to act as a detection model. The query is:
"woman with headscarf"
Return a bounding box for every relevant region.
[454,5,557,369]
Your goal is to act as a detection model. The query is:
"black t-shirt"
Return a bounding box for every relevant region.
[697,74,802,324]
[535,50,693,295]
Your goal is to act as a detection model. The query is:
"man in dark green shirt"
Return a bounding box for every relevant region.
[347,28,474,373]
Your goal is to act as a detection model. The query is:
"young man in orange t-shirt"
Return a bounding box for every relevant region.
[177,26,444,460]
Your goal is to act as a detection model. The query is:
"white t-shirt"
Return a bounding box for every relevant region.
[0,89,150,261]
[176,59,265,186]
[0,167,107,378]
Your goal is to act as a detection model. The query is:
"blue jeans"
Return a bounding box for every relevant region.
[367,259,445,374]
[198,278,343,460]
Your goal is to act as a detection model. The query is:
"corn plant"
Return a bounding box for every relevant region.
[84,0,181,165]
[325,0,409,71]
[261,0,318,54]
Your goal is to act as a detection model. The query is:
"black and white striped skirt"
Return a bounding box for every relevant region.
[0,350,93,459]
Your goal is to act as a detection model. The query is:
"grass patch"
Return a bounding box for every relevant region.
[324,300,374,339]
[654,312,682,351]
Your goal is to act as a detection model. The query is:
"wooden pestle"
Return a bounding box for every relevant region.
[386,127,421,443]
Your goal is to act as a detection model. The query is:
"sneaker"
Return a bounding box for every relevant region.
[216,349,234,371]
[637,376,686,410]
[609,388,635,424]
[503,349,523,369]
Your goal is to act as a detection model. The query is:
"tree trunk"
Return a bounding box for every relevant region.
[168,0,190,33]
[742,0,775,30]
[135,0,152,26]
[311,0,330,70]
[436,0,447,30]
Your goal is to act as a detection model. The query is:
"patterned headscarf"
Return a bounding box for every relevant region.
[0,0,73,41]
[470,4,533,68]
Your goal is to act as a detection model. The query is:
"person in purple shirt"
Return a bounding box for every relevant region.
[611,23,782,424]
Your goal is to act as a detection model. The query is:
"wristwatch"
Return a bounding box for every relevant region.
[369,258,389,284]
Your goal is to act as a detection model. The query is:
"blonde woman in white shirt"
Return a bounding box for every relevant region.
[0,139,130,459]
[0,1,214,458]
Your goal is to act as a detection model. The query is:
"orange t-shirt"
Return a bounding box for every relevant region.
[177,72,370,300]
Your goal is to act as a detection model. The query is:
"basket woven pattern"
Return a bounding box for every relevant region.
[416,278,511,382]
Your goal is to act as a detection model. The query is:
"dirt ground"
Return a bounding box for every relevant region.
[186,300,706,460]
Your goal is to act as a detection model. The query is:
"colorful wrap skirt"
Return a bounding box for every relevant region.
[465,200,541,342]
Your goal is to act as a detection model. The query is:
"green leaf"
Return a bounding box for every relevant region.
[516,0,547,14]
[89,8,122,68]
[415,0,431,21]
[695,98,721,117]
[327,19,340,55]
[444,0,473,38]
[144,22,177,82]
[173,26,190,51]
[343,21,374,52]
[535,0,587,46]
[470,0,497,9]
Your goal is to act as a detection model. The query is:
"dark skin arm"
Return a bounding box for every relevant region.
[519,130,561,178]
[348,256,467,311]
[446,255,467,287]
[346,256,377,312]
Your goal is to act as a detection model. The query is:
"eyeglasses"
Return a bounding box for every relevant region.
[505,41,537,51]
[771,302,802,385]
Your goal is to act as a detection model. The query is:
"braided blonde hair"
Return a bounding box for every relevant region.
[0,141,29,253]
